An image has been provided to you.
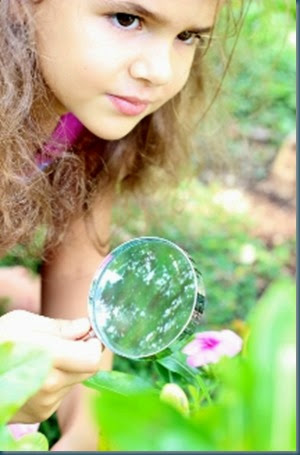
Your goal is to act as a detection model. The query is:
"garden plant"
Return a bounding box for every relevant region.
[0,277,296,450]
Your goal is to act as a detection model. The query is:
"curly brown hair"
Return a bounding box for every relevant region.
[0,0,246,256]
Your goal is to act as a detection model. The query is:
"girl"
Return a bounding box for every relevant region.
[0,0,239,450]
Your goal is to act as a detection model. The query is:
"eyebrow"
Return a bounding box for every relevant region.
[100,0,214,34]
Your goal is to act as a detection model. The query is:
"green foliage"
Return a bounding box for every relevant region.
[0,226,46,273]
[91,278,296,451]
[0,426,49,451]
[93,390,213,451]
[157,349,198,383]
[38,413,61,449]
[205,277,296,451]
[112,181,294,329]
[0,245,41,274]
[224,0,296,142]
[112,179,295,389]
[84,370,154,395]
[202,0,296,181]
[11,431,49,451]
[0,342,51,451]
[0,343,51,425]
[243,278,296,450]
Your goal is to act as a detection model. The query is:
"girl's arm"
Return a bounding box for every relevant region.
[41,191,114,451]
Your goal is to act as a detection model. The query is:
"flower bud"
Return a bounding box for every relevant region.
[160,383,189,416]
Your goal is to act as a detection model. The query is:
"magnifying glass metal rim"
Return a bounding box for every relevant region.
[88,236,205,359]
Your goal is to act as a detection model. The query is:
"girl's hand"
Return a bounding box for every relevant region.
[0,310,103,423]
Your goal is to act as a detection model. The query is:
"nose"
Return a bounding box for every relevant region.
[129,40,173,86]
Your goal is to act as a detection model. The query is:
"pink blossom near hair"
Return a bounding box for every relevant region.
[182,330,243,368]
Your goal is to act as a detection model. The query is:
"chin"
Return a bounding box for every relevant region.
[90,130,132,141]
[86,119,141,141]
[95,130,133,141]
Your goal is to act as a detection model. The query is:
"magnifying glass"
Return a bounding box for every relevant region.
[88,237,205,360]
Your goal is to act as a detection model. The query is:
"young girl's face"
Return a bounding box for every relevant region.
[32,0,221,140]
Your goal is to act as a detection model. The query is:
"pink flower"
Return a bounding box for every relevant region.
[182,330,243,368]
[8,423,39,440]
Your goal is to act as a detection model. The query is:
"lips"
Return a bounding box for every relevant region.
[107,94,150,116]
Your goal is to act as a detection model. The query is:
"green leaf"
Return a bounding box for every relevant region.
[157,350,198,381]
[247,278,296,451]
[93,390,214,451]
[215,278,296,451]
[0,425,18,450]
[84,370,154,396]
[0,342,51,425]
[0,426,49,452]
[14,431,49,451]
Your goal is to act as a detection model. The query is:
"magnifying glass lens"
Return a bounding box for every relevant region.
[88,237,205,359]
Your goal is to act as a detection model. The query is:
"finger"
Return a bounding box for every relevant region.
[41,368,95,395]
[3,310,91,339]
[3,322,103,373]
[42,335,103,373]
[48,317,92,340]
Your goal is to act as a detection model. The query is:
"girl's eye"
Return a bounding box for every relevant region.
[177,31,204,46]
[110,13,142,30]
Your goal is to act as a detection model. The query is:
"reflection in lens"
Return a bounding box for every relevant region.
[88,237,204,358]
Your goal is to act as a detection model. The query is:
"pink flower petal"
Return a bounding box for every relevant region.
[186,355,199,368]
[9,423,39,440]
[183,330,243,368]
[219,330,243,357]
[182,339,202,355]
[195,331,221,341]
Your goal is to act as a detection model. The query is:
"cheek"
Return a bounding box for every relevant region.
[40,45,107,103]
[167,61,194,101]
[80,47,115,80]
[66,39,130,96]
[76,20,128,79]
